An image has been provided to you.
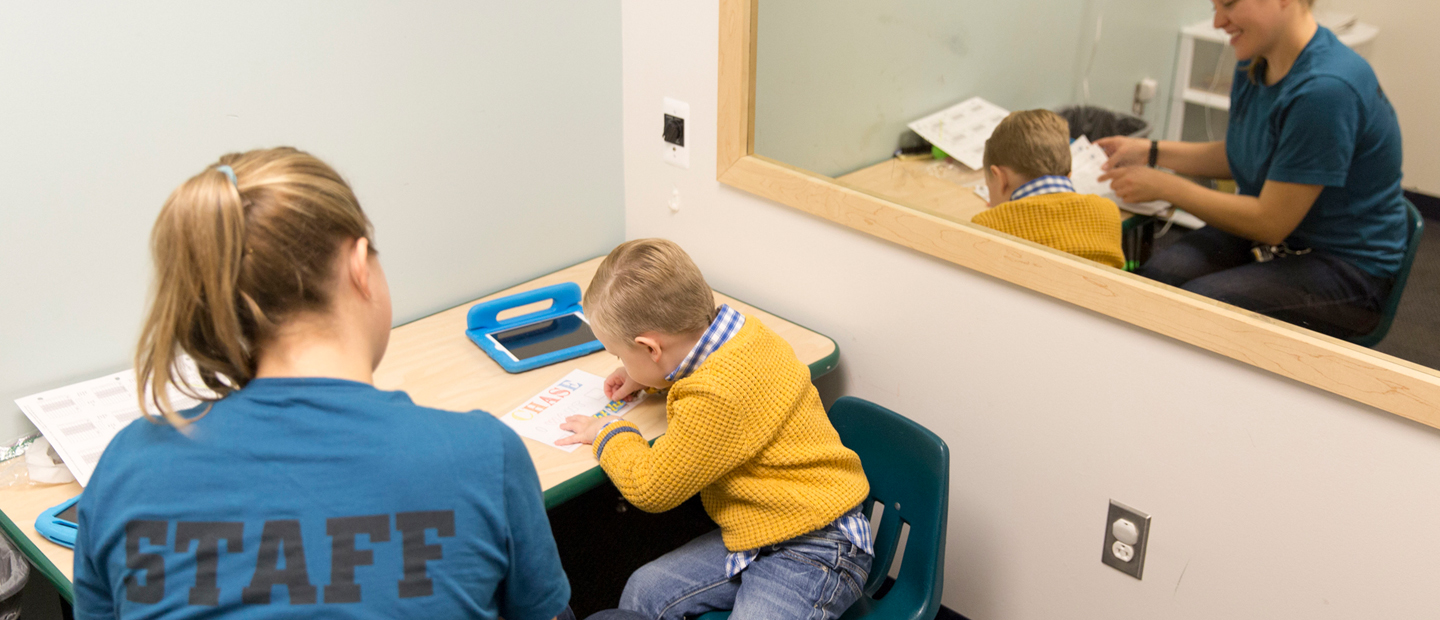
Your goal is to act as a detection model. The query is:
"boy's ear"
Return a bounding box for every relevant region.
[633,335,664,362]
[988,165,1010,194]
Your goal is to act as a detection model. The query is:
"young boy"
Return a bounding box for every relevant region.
[557,239,872,620]
[972,109,1126,269]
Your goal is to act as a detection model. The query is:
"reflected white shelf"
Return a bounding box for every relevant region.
[1167,15,1378,141]
[1182,88,1231,111]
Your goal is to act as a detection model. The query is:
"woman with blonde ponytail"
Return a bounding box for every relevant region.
[1097,0,1408,339]
[73,148,573,620]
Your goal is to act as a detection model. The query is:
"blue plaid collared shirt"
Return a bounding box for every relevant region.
[1009,175,1075,201]
[665,304,746,382]
[668,306,873,577]
[725,506,874,578]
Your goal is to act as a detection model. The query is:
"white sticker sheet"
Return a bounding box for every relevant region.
[15,357,207,486]
[499,369,646,453]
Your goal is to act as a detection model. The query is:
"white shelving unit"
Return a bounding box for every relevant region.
[1166,16,1379,141]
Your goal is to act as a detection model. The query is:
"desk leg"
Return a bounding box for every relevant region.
[1122,216,1157,271]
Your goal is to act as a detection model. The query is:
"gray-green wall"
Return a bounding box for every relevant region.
[754,0,1211,178]
[0,1,623,441]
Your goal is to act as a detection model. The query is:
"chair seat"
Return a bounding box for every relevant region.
[686,397,949,620]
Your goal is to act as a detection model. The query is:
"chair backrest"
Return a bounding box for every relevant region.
[1350,198,1424,347]
[829,397,949,620]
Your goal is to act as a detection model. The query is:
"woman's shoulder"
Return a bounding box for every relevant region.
[1289,29,1379,100]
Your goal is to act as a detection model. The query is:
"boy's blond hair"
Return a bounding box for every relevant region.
[983,109,1072,180]
[585,239,715,340]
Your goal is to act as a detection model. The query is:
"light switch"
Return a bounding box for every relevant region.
[662,97,690,169]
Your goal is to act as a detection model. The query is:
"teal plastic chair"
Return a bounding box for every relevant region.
[1350,198,1424,347]
[698,397,950,620]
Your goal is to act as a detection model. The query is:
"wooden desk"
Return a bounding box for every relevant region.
[837,157,1151,265]
[0,256,839,602]
[837,156,1141,225]
[837,157,992,223]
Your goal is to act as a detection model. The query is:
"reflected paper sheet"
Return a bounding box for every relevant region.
[1069,136,1170,216]
[14,356,207,486]
[501,369,645,453]
[907,96,1009,170]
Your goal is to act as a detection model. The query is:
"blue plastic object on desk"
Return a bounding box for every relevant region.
[36,494,81,549]
[465,282,604,373]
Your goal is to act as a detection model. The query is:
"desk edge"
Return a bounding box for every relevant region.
[0,502,73,603]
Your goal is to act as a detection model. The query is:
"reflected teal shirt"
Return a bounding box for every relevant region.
[1227,27,1407,278]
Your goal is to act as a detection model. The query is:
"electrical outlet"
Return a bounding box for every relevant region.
[1101,500,1151,579]
[1132,77,1159,115]
[662,97,689,169]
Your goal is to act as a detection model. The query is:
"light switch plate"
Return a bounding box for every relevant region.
[663,97,689,169]
[1102,500,1151,579]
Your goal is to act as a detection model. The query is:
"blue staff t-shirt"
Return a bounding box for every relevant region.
[73,378,570,620]
[1227,26,1408,278]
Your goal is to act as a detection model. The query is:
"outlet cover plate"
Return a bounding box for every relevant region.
[1102,500,1151,579]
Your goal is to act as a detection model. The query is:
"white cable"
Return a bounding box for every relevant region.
[1080,9,1104,127]
[1204,38,1228,142]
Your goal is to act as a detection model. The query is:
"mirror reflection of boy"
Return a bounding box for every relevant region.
[974,110,1126,269]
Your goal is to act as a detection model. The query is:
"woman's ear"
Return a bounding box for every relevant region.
[348,238,373,299]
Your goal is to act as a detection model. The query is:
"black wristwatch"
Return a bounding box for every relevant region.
[1148,140,1159,167]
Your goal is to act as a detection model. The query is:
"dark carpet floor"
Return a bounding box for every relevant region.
[1372,221,1440,368]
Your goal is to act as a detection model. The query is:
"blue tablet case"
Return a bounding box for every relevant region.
[36,493,80,549]
[465,282,604,373]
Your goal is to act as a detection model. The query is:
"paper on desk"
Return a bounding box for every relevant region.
[15,356,208,487]
[500,369,646,453]
[1070,136,1171,216]
[907,96,1010,171]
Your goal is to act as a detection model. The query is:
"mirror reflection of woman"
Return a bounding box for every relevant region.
[1098,0,1408,339]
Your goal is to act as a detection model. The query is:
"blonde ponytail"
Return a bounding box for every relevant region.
[135,148,374,426]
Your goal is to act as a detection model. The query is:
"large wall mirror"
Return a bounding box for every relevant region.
[717,0,1440,428]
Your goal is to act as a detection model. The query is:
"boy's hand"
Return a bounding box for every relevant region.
[556,415,625,447]
[603,367,645,401]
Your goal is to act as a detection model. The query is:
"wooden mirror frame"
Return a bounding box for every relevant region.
[716,0,1440,428]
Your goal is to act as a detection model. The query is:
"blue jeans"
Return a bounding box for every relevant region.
[1138,227,1391,339]
[620,524,872,620]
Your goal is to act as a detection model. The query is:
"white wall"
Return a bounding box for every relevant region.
[623,1,1440,617]
[1321,0,1440,194]
[0,1,623,441]
[1073,0,1211,135]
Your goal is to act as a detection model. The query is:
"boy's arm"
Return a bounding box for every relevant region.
[594,385,766,513]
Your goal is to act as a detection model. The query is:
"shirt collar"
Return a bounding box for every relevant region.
[665,304,746,382]
[1010,175,1075,201]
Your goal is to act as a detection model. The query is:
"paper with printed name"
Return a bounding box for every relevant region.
[500,369,645,453]
[907,96,1010,171]
[15,356,208,486]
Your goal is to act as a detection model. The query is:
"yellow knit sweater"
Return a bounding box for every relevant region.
[594,318,869,551]
[971,192,1125,268]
